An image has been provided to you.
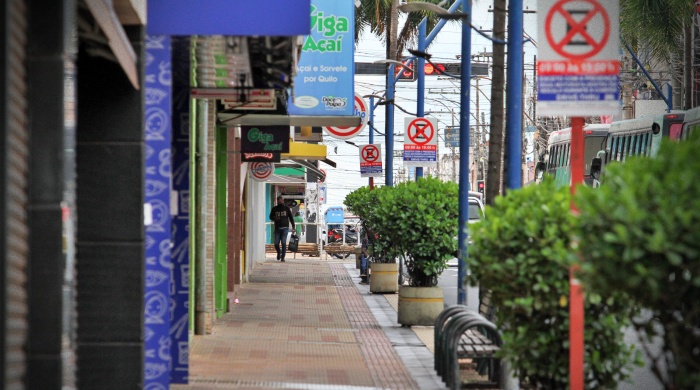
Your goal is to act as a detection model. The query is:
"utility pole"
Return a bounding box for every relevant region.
[485,0,506,206]
[474,77,480,191]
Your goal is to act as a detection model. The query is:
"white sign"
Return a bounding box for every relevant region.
[403,117,438,167]
[537,0,620,116]
[359,144,383,178]
[249,162,274,181]
[324,93,368,140]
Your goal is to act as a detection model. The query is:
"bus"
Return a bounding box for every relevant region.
[536,123,610,187]
[588,112,685,184]
[681,106,700,140]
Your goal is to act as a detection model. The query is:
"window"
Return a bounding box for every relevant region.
[669,123,683,140]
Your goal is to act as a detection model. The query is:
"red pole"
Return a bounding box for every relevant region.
[569,117,585,390]
[369,177,374,190]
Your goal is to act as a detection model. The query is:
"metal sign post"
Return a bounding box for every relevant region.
[537,1,620,388]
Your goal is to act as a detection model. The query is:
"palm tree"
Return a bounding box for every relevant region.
[354,0,446,62]
[620,0,695,109]
[485,0,505,205]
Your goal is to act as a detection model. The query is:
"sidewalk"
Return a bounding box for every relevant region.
[172,254,445,390]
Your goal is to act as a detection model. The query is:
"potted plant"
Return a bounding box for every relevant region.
[374,177,458,325]
[344,186,400,292]
[469,177,637,388]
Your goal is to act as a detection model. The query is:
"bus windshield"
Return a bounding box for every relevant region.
[584,136,607,174]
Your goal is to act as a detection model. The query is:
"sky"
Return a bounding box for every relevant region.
[322,0,540,207]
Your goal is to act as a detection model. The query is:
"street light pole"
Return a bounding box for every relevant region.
[506,0,523,189]
[457,0,471,307]
[386,63,395,187]
[415,20,426,180]
[369,96,375,189]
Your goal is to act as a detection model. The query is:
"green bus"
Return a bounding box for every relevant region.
[588,112,685,185]
[681,106,700,140]
[536,123,610,187]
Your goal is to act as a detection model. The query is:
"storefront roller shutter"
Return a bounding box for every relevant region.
[1,0,30,388]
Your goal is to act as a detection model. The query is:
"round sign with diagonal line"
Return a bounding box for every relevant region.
[406,117,436,146]
[250,162,273,181]
[545,0,610,61]
[324,93,368,140]
[361,144,380,163]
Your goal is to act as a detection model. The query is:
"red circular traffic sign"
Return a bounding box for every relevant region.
[361,145,379,163]
[545,0,610,61]
[250,162,273,181]
[324,93,368,140]
[407,118,435,146]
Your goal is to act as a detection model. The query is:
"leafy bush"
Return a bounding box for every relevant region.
[575,134,700,389]
[344,185,398,263]
[373,177,458,287]
[469,178,635,389]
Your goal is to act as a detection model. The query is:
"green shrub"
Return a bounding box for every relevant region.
[469,178,635,389]
[344,185,398,263]
[373,177,458,287]
[575,134,700,389]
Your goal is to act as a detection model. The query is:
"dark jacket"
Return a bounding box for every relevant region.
[270,204,295,230]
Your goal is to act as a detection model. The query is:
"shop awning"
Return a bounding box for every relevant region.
[282,141,327,161]
[84,0,139,89]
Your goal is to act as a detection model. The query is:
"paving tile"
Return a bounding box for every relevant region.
[173,257,436,389]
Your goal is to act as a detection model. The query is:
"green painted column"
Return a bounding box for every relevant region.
[215,126,228,318]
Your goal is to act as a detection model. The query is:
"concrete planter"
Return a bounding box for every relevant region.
[369,262,399,293]
[398,286,444,326]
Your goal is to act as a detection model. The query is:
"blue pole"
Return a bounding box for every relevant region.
[624,43,672,111]
[425,0,463,45]
[369,96,375,187]
[416,20,426,180]
[386,64,395,187]
[506,0,523,189]
[457,0,472,306]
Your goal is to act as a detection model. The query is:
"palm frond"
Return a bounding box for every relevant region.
[620,0,694,58]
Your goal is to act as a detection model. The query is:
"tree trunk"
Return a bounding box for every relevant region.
[385,0,399,183]
[485,0,506,206]
[388,0,399,61]
[684,22,692,110]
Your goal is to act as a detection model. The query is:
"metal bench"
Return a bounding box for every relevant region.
[435,305,503,389]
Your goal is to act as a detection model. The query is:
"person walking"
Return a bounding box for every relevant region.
[270,196,295,261]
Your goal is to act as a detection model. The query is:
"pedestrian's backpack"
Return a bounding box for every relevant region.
[289,233,299,252]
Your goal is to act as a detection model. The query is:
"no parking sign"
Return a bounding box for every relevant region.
[537,0,620,116]
[359,144,383,178]
[324,93,368,140]
[403,117,437,167]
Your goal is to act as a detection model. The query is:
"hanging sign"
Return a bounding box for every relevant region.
[241,153,281,163]
[324,93,368,140]
[325,206,344,224]
[537,0,620,116]
[403,117,438,167]
[359,144,383,178]
[250,162,274,181]
[287,0,355,116]
[147,0,311,36]
[241,126,290,153]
